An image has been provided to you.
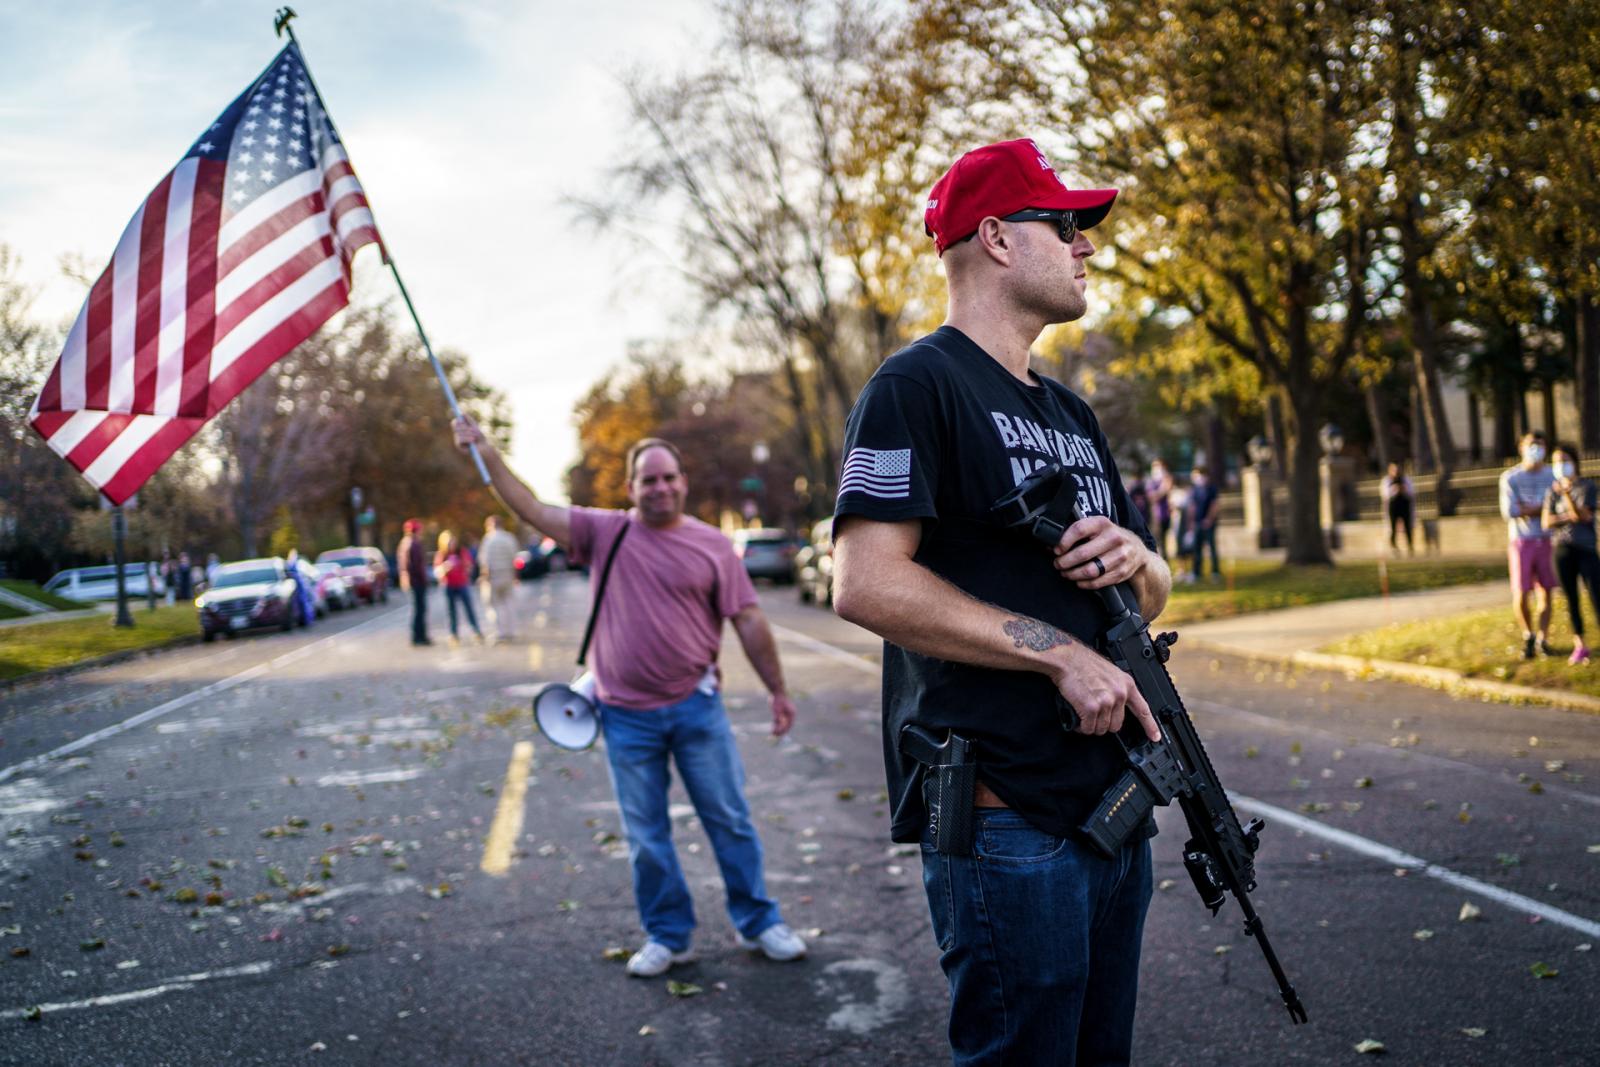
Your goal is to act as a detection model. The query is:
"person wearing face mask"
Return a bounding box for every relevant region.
[1541,445,1599,665]
[1187,464,1221,581]
[1499,431,1558,659]
[450,417,806,979]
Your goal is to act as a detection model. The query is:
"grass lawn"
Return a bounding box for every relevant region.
[1323,603,1600,701]
[0,579,90,620]
[1157,558,1503,627]
[0,604,199,681]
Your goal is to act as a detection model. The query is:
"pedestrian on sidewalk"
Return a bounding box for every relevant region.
[1542,444,1599,665]
[398,519,431,646]
[1500,430,1558,659]
[1188,464,1221,581]
[452,418,806,978]
[830,138,1169,1066]
[1145,458,1174,558]
[434,531,483,647]
[1381,460,1416,556]
[478,515,520,643]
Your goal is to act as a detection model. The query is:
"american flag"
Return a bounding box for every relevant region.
[838,447,912,499]
[27,42,384,504]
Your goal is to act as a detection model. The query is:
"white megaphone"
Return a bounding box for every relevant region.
[533,672,600,751]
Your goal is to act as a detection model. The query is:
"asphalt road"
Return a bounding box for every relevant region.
[0,575,1595,1066]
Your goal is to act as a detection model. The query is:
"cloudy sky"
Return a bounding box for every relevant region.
[1,0,716,501]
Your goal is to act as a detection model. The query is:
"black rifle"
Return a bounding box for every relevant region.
[991,464,1308,1024]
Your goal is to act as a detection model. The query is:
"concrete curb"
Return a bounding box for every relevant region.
[1184,638,1600,715]
[0,607,106,629]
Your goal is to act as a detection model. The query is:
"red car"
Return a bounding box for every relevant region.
[314,546,390,604]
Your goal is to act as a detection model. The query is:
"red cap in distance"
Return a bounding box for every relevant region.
[924,138,1117,254]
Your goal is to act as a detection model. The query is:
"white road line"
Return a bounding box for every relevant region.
[1234,793,1600,939]
[768,623,880,676]
[0,607,406,785]
[315,768,425,788]
[0,960,275,1021]
[1193,698,1600,808]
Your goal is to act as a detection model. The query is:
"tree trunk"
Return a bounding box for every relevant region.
[1493,380,1516,461]
[1265,391,1288,479]
[1206,410,1227,485]
[1578,293,1600,453]
[1541,380,1558,445]
[1283,386,1332,565]
[1363,384,1390,473]
[1467,391,1483,463]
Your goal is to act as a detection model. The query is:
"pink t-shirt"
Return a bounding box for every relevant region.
[568,507,759,710]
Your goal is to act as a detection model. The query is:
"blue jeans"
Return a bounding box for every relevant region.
[1191,525,1219,578]
[922,809,1153,1066]
[599,691,782,952]
[443,586,480,637]
[409,586,429,643]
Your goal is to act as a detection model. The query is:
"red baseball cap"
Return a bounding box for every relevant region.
[924,139,1117,254]
[404,518,421,532]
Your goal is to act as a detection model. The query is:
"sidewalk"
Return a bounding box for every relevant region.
[1179,580,1600,713]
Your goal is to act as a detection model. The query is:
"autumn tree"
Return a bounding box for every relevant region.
[577,0,942,502]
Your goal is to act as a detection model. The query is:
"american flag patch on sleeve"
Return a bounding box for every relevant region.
[838,447,912,499]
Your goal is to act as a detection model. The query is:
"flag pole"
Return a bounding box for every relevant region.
[273,7,493,487]
[109,504,134,628]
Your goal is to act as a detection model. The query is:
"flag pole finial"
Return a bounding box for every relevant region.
[273,7,298,40]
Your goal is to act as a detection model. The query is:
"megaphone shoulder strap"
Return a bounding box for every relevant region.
[577,518,631,666]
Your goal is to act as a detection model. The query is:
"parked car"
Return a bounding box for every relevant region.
[315,546,390,604]
[794,518,834,605]
[514,537,571,581]
[312,561,358,611]
[196,558,299,641]
[43,563,167,602]
[731,528,799,584]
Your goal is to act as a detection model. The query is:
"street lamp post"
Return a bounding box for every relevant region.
[349,487,363,547]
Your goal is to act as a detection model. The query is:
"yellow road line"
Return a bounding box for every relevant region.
[480,740,534,876]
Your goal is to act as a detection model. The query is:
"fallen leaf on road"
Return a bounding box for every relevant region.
[1544,760,1565,773]
[1413,929,1434,941]
[327,944,351,957]
[116,959,140,970]
[666,980,703,997]
[1460,1028,1486,1038]
[1529,962,1558,979]
[1575,943,1591,953]
[309,1042,326,1051]
[24,1006,41,1022]
[602,946,629,962]
[557,900,579,912]
[1528,781,1544,795]
[1157,879,1177,891]
[1213,945,1230,956]
[1459,902,1482,922]
[1353,1039,1386,1054]
[638,1026,656,1036]
[1354,777,1374,789]
[836,788,855,801]
[80,937,105,951]
[1243,746,1259,759]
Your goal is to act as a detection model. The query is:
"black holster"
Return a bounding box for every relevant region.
[899,723,977,857]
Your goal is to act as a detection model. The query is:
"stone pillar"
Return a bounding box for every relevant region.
[1242,466,1279,548]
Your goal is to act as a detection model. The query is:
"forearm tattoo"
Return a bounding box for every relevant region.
[1004,617,1074,652]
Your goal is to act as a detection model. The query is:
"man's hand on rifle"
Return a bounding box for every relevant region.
[1053,514,1148,590]
[1047,642,1162,743]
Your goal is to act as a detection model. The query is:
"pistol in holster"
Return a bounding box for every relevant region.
[899,723,977,857]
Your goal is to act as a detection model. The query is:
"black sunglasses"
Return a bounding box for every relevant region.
[1000,208,1079,244]
[951,208,1080,247]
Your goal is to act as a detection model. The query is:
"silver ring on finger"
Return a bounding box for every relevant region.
[1092,557,1106,578]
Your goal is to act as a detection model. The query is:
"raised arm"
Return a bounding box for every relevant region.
[832,517,1159,742]
[452,416,572,547]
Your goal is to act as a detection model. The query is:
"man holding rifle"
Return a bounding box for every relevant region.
[831,139,1170,1065]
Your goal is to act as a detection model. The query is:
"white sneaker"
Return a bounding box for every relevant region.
[625,940,695,978]
[736,922,807,961]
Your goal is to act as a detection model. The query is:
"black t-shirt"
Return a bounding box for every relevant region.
[834,326,1156,843]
